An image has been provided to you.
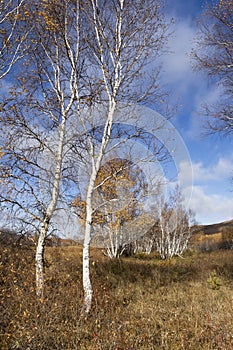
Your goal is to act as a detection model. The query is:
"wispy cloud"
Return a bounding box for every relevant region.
[160,2,233,225]
[184,185,233,224]
[180,155,233,224]
[163,19,196,80]
[161,12,225,139]
[180,156,233,185]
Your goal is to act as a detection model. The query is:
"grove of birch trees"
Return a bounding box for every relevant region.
[0,0,171,313]
[2,0,229,314]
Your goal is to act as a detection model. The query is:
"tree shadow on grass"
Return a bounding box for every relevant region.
[92,254,200,290]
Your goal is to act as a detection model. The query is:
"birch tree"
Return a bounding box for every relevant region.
[0,0,30,79]
[96,158,147,258]
[73,157,147,258]
[193,0,233,134]
[79,0,170,313]
[0,0,84,298]
[1,0,171,312]
[153,187,195,259]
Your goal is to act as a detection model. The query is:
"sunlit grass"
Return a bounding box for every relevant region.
[1,241,233,349]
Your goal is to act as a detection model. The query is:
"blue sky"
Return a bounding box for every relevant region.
[1,0,232,231]
[162,0,233,224]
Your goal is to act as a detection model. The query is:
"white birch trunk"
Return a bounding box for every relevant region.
[35,221,48,299]
[82,102,116,313]
[82,171,96,313]
[35,116,66,298]
[34,0,80,297]
[82,1,123,312]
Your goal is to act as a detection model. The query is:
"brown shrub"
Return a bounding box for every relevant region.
[1,242,233,349]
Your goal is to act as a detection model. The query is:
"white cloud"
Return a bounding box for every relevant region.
[179,156,233,224]
[214,157,233,179]
[158,5,233,225]
[161,18,198,91]
[179,156,233,185]
[183,185,233,224]
[161,14,224,138]
[185,86,220,140]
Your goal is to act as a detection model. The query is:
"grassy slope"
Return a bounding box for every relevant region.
[199,220,233,235]
[1,241,233,350]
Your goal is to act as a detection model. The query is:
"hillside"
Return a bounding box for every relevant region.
[193,219,233,235]
[191,219,233,251]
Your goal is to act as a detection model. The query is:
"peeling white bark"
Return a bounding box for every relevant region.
[34,0,81,299]
[35,116,66,298]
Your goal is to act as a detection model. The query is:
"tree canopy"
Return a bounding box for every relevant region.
[193,0,233,134]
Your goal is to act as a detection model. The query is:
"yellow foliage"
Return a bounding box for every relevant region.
[95,158,145,223]
[37,0,65,32]
[72,195,105,226]
[72,158,146,229]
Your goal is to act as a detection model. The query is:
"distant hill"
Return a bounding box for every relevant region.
[191,219,233,251]
[192,219,233,235]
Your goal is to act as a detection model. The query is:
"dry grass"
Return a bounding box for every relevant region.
[1,241,233,349]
